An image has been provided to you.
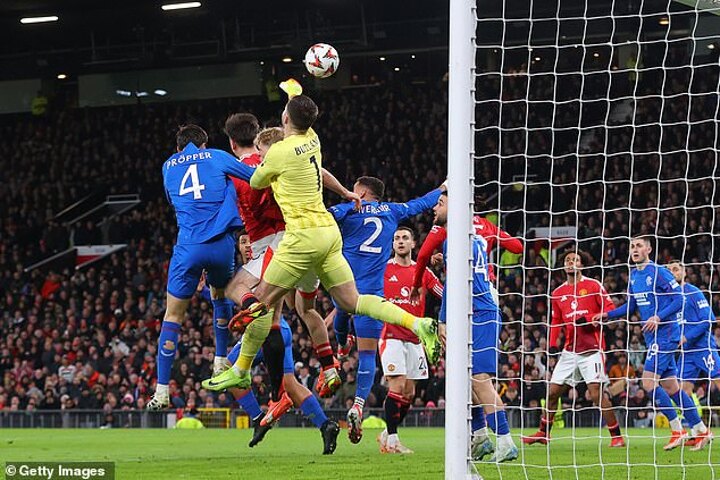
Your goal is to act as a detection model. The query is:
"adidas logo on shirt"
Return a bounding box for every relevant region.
[388,275,399,282]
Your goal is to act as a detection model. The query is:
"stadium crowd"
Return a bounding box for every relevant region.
[1,40,718,430]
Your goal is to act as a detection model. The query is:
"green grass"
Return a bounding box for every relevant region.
[1,428,719,480]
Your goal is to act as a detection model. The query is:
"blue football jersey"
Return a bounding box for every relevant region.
[163,143,254,245]
[681,283,717,352]
[328,189,441,292]
[608,261,683,349]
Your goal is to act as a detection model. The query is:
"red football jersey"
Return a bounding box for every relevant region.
[412,219,522,287]
[231,153,285,243]
[383,259,443,344]
[549,276,615,353]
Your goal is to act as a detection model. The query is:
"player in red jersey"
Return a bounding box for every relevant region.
[376,226,443,454]
[223,116,355,395]
[522,250,625,447]
[410,214,522,302]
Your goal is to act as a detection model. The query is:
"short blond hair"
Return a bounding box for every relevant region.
[255,127,284,148]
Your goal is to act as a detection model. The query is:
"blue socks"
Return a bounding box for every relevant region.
[212,299,233,358]
[300,395,328,429]
[652,386,679,421]
[157,322,181,385]
[334,308,351,346]
[236,390,263,421]
[472,407,487,433]
[487,410,510,436]
[227,341,241,364]
[671,390,702,427]
[356,350,376,402]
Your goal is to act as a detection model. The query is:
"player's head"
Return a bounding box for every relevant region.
[667,259,685,284]
[283,95,318,132]
[255,127,284,158]
[393,226,416,258]
[176,124,208,151]
[354,176,385,201]
[224,113,260,150]
[629,235,653,264]
[560,249,592,276]
[237,230,252,264]
[433,191,448,226]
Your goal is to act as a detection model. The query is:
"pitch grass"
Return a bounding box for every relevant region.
[1,428,719,480]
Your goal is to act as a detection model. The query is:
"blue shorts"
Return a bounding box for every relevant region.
[472,310,501,375]
[680,349,720,382]
[227,319,294,375]
[644,345,679,378]
[167,233,235,299]
[333,287,384,340]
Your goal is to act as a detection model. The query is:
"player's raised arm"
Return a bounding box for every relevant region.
[390,183,446,221]
[496,227,523,254]
[212,149,256,182]
[423,268,444,299]
[249,144,282,189]
[411,225,447,297]
[322,168,362,209]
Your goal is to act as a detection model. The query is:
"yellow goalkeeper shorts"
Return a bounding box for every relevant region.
[263,225,354,290]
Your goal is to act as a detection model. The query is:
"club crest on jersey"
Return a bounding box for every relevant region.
[646,276,653,286]
[579,289,588,296]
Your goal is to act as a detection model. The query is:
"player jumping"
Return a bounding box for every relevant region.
[148,125,255,410]
[376,226,443,453]
[668,259,720,447]
[594,236,712,451]
[202,94,440,394]
[327,175,444,443]
[522,250,625,447]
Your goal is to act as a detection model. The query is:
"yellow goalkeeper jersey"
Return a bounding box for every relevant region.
[249,127,336,231]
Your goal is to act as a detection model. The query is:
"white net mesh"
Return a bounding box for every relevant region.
[468,0,720,478]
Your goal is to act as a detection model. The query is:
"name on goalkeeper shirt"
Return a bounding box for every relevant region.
[294,138,320,155]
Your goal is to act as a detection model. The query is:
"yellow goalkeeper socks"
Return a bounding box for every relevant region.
[356,294,417,330]
[234,309,274,371]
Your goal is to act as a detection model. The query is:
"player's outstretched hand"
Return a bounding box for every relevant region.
[344,191,362,211]
[642,315,660,333]
[430,253,444,267]
[410,286,423,302]
[438,323,447,349]
[591,312,607,326]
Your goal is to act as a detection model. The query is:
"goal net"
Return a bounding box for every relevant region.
[447,0,720,478]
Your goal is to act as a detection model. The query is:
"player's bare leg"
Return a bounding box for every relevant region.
[472,373,518,463]
[148,293,189,410]
[586,383,625,447]
[522,382,567,445]
[328,280,440,363]
[226,268,267,333]
[380,374,415,453]
[295,290,342,398]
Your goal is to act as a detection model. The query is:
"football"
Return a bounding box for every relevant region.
[304,43,340,78]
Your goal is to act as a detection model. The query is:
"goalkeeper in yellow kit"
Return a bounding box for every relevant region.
[203,93,440,392]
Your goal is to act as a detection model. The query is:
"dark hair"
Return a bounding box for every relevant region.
[667,258,683,266]
[356,176,385,200]
[176,124,208,150]
[395,225,415,239]
[631,235,654,247]
[286,95,318,131]
[558,249,592,268]
[440,190,447,197]
[224,113,260,148]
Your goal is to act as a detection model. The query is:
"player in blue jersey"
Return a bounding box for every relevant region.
[327,175,444,443]
[148,125,255,410]
[433,191,518,463]
[668,260,719,448]
[594,237,712,451]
